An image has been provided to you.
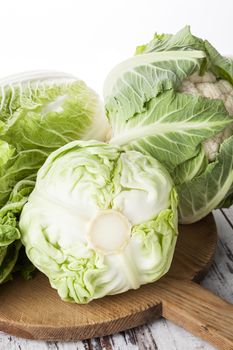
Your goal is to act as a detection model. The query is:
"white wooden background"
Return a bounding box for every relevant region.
[0,208,232,350]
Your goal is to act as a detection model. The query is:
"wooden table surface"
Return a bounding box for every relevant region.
[0,208,232,350]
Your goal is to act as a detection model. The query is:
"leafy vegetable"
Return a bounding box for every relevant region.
[20,140,178,303]
[0,71,109,282]
[104,26,233,223]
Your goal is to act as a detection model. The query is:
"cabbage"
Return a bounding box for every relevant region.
[0,71,109,282]
[104,26,233,224]
[20,140,178,303]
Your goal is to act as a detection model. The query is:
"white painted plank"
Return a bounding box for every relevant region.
[202,210,233,302]
[148,318,216,350]
[222,207,233,223]
[0,209,232,350]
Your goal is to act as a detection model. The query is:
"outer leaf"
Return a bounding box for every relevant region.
[173,146,208,185]
[178,135,233,223]
[0,241,21,283]
[135,26,205,55]
[204,41,233,85]
[0,147,46,206]
[131,188,178,283]
[0,178,35,278]
[104,50,206,122]
[109,90,232,170]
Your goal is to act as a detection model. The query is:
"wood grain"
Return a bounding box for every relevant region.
[0,212,232,350]
[160,278,233,350]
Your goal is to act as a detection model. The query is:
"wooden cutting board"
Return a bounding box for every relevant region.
[0,214,232,349]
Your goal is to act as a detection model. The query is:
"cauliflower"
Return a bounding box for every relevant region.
[105,26,233,223]
[179,72,233,161]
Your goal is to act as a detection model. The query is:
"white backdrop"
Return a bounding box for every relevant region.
[0,0,232,96]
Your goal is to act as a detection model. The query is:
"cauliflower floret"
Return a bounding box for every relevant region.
[202,125,233,161]
[179,72,233,161]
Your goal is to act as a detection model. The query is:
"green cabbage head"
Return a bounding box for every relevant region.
[104,26,233,224]
[20,140,178,303]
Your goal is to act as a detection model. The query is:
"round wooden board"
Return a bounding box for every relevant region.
[0,214,217,341]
